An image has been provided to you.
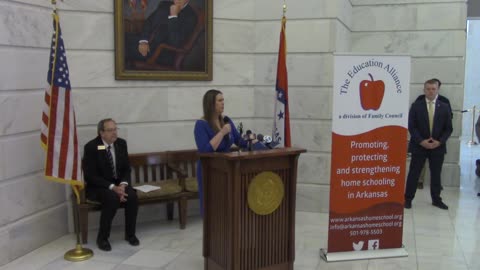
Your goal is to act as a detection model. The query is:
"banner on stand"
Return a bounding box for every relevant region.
[327,54,410,254]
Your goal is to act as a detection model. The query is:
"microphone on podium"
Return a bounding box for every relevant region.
[256,134,272,144]
[237,122,243,136]
[245,130,253,151]
[223,116,231,141]
[256,134,273,149]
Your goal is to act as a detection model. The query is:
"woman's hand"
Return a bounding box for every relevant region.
[138,42,150,57]
[221,123,231,136]
[208,123,231,151]
[170,3,182,16]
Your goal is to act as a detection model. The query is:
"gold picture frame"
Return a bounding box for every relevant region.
[114,0,212,80]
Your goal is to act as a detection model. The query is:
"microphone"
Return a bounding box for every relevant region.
[237,122,243,136]
[223,116,231,141]
[257,134,272,144]
[245,130,253,151]
[223,115,231,123]
[256,134,273,149]
[461,110,469,113]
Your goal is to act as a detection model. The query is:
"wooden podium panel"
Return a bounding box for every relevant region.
[199,148,306,270]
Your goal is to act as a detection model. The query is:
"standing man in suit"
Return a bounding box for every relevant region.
[405,79,453,210]
[127,0,197,66]
[83,119,139,251]
[413,78,452,189]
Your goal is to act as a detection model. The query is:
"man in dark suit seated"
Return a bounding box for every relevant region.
[83,118,139,251]
[126,0,197,67]
[404,79,453,210]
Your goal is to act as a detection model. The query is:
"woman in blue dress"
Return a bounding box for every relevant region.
[194,89,251,215]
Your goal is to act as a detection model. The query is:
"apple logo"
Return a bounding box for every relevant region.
[359,73,385,110]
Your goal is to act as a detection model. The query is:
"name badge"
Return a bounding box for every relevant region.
[97,145,106,150]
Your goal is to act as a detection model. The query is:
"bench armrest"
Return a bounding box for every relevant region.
[167,162,187,189]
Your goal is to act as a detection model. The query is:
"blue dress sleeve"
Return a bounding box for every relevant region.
[194,120,214,153]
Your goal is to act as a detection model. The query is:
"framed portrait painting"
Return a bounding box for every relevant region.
[114,0,212,80]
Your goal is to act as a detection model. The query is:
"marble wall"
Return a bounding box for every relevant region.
[0,0,72,266]
[351,0,466,188]
[0,0,467,265]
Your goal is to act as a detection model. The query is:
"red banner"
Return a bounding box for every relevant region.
[328,127,406,252]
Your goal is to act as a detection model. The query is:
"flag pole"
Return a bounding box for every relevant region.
[48,0,93,261]
[64,186,93,262]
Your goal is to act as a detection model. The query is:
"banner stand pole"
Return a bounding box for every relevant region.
[467,105,478,146]
[320,246,408,262]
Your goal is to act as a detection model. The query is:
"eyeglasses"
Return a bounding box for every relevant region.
[104,128,119,132]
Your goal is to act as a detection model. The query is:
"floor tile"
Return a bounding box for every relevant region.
[121,249,179,268]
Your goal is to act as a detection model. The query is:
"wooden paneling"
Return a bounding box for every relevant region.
[201,148,305,270]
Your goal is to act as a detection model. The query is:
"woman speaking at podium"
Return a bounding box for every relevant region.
[194,89,255,214]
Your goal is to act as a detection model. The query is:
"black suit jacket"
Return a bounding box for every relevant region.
[83,136,131,191]
[414,94,453,119]
[142,2,197,49]
[408,98,453,154]
[125,2,197,65]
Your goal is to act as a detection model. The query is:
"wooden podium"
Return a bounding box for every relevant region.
[199,147,306,270]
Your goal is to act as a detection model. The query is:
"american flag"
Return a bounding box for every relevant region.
[272,16,291,147]
[41,12,83,196]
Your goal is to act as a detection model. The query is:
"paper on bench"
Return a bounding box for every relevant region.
[133,184,161,193]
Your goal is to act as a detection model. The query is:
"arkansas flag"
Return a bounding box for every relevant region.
[41,12,83,199]
[272,16,291,147]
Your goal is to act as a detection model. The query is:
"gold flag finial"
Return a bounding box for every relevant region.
[51,0,63,3]
[51,0,63,13]
[283,2,287,16]
[51,0,57,13]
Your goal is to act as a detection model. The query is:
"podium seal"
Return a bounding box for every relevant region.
[247,171,284,215]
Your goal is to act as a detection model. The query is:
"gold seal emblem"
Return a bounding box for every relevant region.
[247,171,284,215]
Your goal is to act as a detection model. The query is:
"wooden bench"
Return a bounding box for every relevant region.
[75,150,199,244]
[167,149,200,202]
